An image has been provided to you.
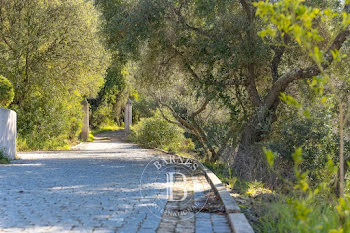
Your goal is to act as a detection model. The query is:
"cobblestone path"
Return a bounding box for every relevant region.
[0,131,232,233]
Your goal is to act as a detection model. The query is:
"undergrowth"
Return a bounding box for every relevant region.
[17,136,72,151]
[0,149,10,164]
[91,123,122,135]
[204,150,350,233]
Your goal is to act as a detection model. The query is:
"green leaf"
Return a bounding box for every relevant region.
[292,147,303,166]
[264,148,277,167]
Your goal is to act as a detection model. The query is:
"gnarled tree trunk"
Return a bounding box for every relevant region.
[229,0,350,182]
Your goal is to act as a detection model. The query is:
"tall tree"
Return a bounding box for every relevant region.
[0,0,109,148]
[97,0,350,180]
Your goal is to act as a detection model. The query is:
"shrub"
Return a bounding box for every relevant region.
[133,96,158,122]
[131,109,187,152]
[0,76,14,108]
[257,198,342,233]
[256,148,350,233]
[14,92,83,151]
[92,123,122,135]
[0,149,9,164]
[266,106,349,182]
[91,104,114,128]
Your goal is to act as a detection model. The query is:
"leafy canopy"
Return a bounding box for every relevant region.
[0,76,14,108]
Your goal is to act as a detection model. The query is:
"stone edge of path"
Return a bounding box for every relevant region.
[71,138,254,233]
[154,148,254,233]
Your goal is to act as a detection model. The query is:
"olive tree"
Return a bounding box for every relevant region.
[0,0,109,148]
[97,0,350,180]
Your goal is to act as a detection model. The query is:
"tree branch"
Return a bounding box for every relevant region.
[239,0,261,107]
[191,99,210,118]
[171,3,212,38]
[155,94,217,160]
[158,101,210,155]
[246,65,262,106]
[264,28,350,108]
[172,48,203,83]
[157,98,196,131]
[271,45,285,82]
[158,106,187,130]
[263,3,350,108]
[235,82,248,116]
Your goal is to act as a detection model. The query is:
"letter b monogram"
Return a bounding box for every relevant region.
[166,172,187,201]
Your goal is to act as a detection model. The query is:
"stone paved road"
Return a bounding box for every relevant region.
[0,131,231,233]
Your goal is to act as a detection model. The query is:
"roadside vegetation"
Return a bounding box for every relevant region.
[94,0,350,231]
[131,109,195,153]
[0,0,109,150]
[0,150,9,164]
[91,124,123,136]
[0,0,350,231]
[0,76,14,108]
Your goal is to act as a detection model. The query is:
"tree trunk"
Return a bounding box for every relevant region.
[231,122,263,180]
[230,105,277,182]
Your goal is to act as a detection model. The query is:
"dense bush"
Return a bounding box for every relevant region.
[0,149,10,164]
[132,96,158,123]
[91,104,115,128]
[255,148,350,233]
[0,76,14,108]
[131,109,190,152]
[267,103,350,182]
[15,93,84,151]
[257,198,344,233]
[90,64,130,128]
[0,0,108,150]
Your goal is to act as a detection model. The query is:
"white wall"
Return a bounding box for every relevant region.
[0,108,17,160]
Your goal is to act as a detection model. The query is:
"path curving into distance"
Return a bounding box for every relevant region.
[0,131,231,233]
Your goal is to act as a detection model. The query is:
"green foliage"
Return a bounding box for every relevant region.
[90,63,130,128]
[88,132,94,142]
[14,92,83,150]
[97,0,350,170]
[254,0,346,69]
[258,198,342,233]
[91,123,122,135]
[0,76,14,108]
[132,95,158,122]
[203,161,250,193]
[131,109,188,152]
[0,149,10,164]
[93,0,350,231]
[258,147,350,233]
[264,148,277,167]
[246,181,273,197]
[267,106,349,181]
[96,0,262,160]
[203,161,236,186]
[0,0,109,150]
[91,104,115,128]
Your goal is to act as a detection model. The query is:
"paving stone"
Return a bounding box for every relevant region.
[0,131,232,233]
[212,214,231,233]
